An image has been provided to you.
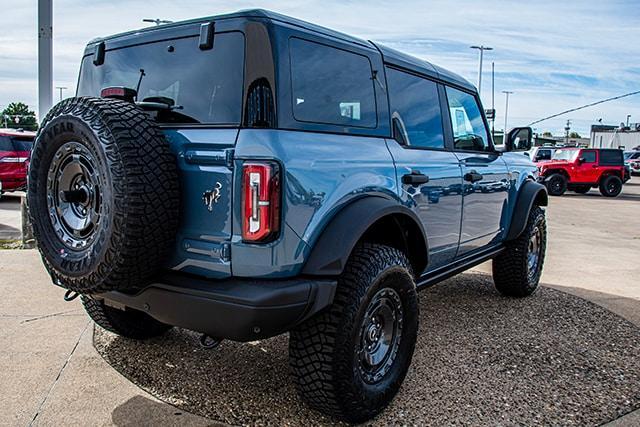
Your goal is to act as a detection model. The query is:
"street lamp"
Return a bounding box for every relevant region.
[470,45,493,95]
[502,90,513,134]
[55,86,67,101]
[627,114,631,127]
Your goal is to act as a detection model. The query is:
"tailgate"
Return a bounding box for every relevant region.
[163,128,237,278]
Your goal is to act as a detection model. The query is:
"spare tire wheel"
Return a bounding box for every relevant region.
[27,97,179,294]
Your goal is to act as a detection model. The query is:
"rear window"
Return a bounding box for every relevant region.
[77,32,245,125]
[599,149,623,166]
[0,136,33,152]
[289,38,377,128]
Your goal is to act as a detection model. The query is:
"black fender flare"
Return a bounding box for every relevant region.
[505,180,548,241]
[301,196,428,276]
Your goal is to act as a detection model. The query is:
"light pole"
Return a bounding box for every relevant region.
[502,90,513,136]
[627,114,631,127]
[38,0,53,122]
[470,45,493,95]
[56,86,67,101]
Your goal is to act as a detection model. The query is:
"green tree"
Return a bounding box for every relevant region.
[569,131,582,138]
[542,131,553,137]
[1,102,38,131]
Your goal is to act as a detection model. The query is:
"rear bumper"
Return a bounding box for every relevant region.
[95,273,336,342]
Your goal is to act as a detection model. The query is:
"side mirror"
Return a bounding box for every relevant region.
[577,157,585,164]
[505,127,533,152]
[484,109,496,120]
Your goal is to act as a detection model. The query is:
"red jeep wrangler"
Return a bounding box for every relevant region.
[537,147,628,197]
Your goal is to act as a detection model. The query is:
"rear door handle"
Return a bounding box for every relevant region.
[464,170,483,183]
[402,171,429,186]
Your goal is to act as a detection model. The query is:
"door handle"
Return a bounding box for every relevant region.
[464,170,483,183]
[402,171,429,186]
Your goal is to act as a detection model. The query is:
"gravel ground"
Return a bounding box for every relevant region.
[94,273,640,426]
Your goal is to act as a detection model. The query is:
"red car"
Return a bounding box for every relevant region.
[0,128,35,195]
[536,147,628,197]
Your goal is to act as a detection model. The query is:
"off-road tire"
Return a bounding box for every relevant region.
[572,185,591,194]
[289,243,419,423]
[493,206,546,297]
[27,97,179,294]
[81,296,171,339]
[599,175,622,197]
[545,173,567,196]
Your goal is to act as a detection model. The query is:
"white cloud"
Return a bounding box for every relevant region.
[1,0,638,135]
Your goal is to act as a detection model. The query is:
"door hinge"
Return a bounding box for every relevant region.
[225,149,235,169]
[221,242,231,262]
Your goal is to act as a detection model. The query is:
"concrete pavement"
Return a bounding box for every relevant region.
[1,177,639,425]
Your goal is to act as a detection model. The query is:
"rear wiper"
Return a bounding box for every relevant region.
[137,96,183,111]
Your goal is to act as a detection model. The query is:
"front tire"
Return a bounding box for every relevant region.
[289,243,419,423]
[545,173,567,196]
[81,296,171,339]
[493,206,546,297]
[599,175,622,197]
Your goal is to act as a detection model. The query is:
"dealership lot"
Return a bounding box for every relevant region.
[1,178,639,425]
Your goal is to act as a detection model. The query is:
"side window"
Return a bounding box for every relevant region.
[582,151,596,163]
[386,67,445,149]
[289,38,377,128]
[599,150,623,165]
[536,149,552,161]
[445,86,490,152]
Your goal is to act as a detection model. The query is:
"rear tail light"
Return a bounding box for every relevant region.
[242,162,280,242]
[0,157,28,163]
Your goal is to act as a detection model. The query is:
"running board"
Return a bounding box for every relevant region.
[416,245,505,289]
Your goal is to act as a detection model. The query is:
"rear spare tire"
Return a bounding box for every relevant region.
[27,97,179,294]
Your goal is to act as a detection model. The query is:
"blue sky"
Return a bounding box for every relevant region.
[1,0,638,135]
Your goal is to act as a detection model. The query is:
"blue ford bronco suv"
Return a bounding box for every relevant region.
[28,9,548,422]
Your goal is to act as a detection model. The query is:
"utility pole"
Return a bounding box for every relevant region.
[491,61,495,136]
[564,119,571,144]
[627,114,631,127]
[502,90,513,136]
[56,86,67,102]
[470,45,493,96]
[38,0,53,122]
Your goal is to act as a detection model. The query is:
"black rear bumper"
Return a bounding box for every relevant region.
[96,273,336,342]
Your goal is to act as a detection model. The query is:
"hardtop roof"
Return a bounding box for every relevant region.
[87,8,474,92]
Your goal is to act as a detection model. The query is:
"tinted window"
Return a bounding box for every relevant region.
[386,68,444,149]
[445,87,490,152]
[581,151,596,163]
[77,32,245,125]
[0,136,32,151]
[536,149,552,161]
[599,149,623,165]
[290,38,376,128]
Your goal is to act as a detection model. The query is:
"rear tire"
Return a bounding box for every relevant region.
[289,243,419,423]
[599,175,622,197]
[545,173,567,196]
[493,206,546,297]
[81,296,171,339]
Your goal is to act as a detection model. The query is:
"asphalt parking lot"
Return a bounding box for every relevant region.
[1,178,640,425]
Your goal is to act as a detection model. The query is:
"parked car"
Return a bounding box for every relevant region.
[27,10,548,423]
[0,128,35,197]
[624,151,640,176]
[537,147,628,196]
[525,146,556,162]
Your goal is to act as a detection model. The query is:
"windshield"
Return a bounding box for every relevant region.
[77,32,245,125]
[552,149,579,161]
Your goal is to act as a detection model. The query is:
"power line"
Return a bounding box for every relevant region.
[528,90,640,126]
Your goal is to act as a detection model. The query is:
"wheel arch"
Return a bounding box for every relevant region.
[505,180,548,241]
[301,197,429,277]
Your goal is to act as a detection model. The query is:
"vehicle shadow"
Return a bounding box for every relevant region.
[561,191,640,202]
[95,273,640,426]
[111,395,214,426]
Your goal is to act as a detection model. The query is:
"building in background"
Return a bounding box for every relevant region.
[591,124,640,150]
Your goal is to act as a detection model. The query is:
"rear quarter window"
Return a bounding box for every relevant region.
[77,32,245,125]
[599,149,623,166]
[289,38,377,128]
